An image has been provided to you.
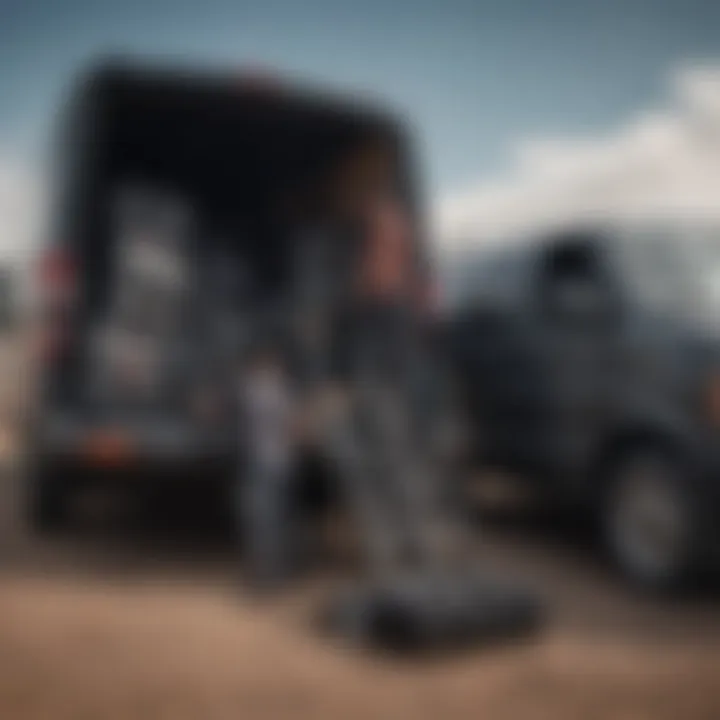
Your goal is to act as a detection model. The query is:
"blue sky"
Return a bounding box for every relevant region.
[1,0,719,196]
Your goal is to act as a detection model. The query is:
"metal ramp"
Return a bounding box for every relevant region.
[311,366,542,652]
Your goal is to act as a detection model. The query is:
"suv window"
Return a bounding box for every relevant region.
[538,235,613,324]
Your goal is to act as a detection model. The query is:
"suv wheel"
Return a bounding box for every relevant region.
[604,448,697,591]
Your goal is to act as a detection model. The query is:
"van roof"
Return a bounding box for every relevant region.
[67,58,402,139]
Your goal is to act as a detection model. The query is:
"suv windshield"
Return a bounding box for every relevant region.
[618,223,720,318]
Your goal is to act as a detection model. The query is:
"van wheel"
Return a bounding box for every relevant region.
[27,459,72,534]
[603,448,697,591]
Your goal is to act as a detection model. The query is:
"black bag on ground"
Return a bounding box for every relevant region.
[320,569,543,653]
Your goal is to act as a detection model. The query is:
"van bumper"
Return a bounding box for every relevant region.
[34,411,236,473]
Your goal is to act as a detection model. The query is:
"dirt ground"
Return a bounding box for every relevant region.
[1,453,719,720]
[0,333,718,720]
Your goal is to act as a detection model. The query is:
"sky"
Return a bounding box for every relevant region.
[2,0,720,190]
[439,64,720,245]
[0,0,720,264]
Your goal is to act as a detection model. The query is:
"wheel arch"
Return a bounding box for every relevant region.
[590,422,692,498]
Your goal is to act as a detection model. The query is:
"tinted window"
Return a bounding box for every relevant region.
[539,236,613,323]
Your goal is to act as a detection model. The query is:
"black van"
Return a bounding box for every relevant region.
[30,60,427,534]
[448,223,720,589]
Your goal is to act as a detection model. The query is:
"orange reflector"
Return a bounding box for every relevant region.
[83,432,133,466]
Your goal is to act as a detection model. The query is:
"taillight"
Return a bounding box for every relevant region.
[36,246,77,364]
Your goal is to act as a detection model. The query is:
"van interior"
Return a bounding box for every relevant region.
[70,67,406,304]
[54,65,410,407]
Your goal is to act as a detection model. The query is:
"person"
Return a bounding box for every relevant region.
[325,137,430,387]
[351,191,420,381]
[285,144,444,574]
[347,190,444,569]
[297,180,439,574]
[237,338,297,590]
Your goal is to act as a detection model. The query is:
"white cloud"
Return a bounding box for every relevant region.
[436,62,720,253]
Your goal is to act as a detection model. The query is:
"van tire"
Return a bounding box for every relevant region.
[602,447,698,592]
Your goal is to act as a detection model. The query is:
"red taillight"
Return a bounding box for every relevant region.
[36,247,77,364]
[83,430,133,467]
